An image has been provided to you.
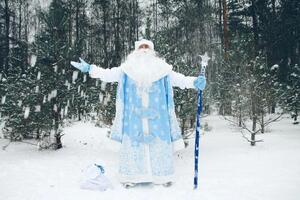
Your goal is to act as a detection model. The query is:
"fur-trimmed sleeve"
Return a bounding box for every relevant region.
[169,70,197,89]
[89,65,122,83]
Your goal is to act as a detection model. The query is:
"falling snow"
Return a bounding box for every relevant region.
[35,105,41,112]
[53,104,57,112]
[73,71,79,83]
[35,86,39,93]
[37,71,41,80]
[24,107,30,119]
[1,96,6,104]
[30,55,37,67]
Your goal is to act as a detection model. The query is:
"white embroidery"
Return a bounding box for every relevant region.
[149,137,174,176]
[119,135,175,182]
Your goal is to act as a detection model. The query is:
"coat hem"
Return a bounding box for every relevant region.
[105,136,121,152]
[172,138,185,152]
[118,174,174,184]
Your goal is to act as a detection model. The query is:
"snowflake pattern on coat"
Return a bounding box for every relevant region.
[110,73,182,181]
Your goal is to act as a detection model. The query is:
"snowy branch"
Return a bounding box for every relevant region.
[223,113,284,145]
[223,116,263,144]
[257,113,284,129]
[2,139,38,151]
[240,130,264,144]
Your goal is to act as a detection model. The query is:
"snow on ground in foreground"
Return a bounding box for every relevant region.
[0,115,300,200]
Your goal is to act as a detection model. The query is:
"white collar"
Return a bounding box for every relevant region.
[120,50,172,88]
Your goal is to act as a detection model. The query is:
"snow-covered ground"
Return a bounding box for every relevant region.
[0,115,300,200]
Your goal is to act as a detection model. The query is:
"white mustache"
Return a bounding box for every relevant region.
[135,49,155,56]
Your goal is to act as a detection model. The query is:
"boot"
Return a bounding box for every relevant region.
[162,182,172,187]
[122,182,136,189]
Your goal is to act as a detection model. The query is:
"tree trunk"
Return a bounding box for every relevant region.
[181,118,186,136]
[293,109,298,124]
[75,0,80,57]
[4,0,10,74]
[238,106,242,127]
[24,1,29,73]
[251,133,256,146]
[102,1,108,67]
[190,118,195,128]
[222,0,229,59]
[218,0,224,50]
[18,1,22,41]
[68,1,73,63]
[114,0,121,66]
[78,106,81,121]
[251,91,257,132]
[135,0,139,40]
[54,132,63,149]
[76,1,79,42]
[261,111,264,133]
[219,103,224,115]
[252,113,257,132]
[251,0,259,53]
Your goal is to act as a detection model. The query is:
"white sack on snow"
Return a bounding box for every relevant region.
[80,164,113,191]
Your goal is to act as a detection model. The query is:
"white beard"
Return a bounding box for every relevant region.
[120,49,172,88]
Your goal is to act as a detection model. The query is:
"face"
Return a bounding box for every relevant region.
[138,44,150,51]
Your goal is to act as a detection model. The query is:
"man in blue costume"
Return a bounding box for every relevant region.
[71,39,206,188]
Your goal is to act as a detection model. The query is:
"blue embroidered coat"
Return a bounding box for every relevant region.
[89,65,196,183]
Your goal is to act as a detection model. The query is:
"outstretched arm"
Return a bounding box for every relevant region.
[170,71,197,89]
[89,65,122,83]
[170,70,206,90]
[71,58,122,83]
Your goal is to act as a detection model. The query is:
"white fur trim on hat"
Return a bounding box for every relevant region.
[135,39,154,50]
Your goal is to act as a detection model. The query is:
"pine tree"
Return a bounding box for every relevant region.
[88,0,141,125]
[31,0,72,149]
[277,64,300,123]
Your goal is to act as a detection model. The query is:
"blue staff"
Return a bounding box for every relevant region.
[194,52,210,189]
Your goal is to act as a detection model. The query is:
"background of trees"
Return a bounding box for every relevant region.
[0,0,299,148]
